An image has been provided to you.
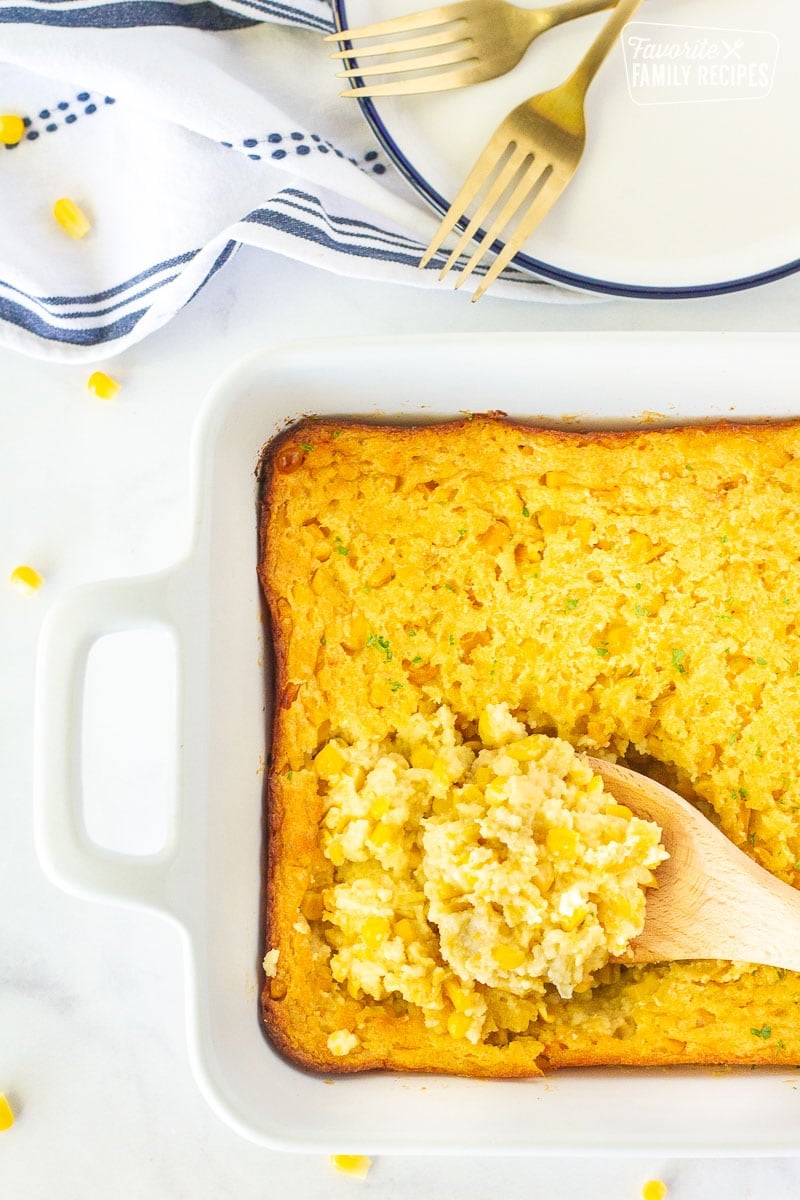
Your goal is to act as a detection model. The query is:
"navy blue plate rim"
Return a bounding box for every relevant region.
[333,0,800,301]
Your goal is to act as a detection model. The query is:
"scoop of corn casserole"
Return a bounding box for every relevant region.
[315,704,665,1050]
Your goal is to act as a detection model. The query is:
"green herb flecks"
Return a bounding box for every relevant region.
[367,633,392,663]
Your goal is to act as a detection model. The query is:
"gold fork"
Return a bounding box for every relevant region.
[326,0,614,98]
[419,0,644,301]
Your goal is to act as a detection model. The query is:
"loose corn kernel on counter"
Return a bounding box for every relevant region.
[259,417,800,1075]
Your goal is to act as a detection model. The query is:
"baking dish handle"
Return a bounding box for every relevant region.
[34,570,187,917]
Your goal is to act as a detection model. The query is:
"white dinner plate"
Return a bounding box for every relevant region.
[333,0,800,297]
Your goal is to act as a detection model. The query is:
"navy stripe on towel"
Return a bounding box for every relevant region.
[0,2,258,28]
[0,292,148,344]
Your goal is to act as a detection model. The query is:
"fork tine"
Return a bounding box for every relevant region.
[438,146,527,282]
[471,166,569,301]
[418,132,513,270]
[342,64,482,97]
[454,157,544,291]
[336,44,474,79]
[329,27,464,60]
[324,3,473,42]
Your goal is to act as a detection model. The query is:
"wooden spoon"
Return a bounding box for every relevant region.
[588,757,800,972]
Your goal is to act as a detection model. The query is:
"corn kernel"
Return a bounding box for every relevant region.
[607,803,633,820]
[370,822,397,846]
[327,841,345,867]
[368,560,394,588]
[447,1011,472,1039]
[546,827,578,859]
[491,944,526,971]
[0,114,25,145]
[606,623,633,654]
[300,891,325,921]
[537,506,563,535]
[560,906,588,932]
[330,1155,372,1179]
[516,640,539,667]
[292,581,314,609]
[410,745,436,770]
[573,517,595,546]
[444,980,473,1011]
[477,710,494,744]
[394,918,417,945]
[53,196,91,239]
[432,756,450,784]
[369,796,391,819]
[505,735,545,762]
[534,861,555,894]
[342,612,369,651]
[347,764,366,790]
[431,793,452,816]
[544,470,572,488]
[474,765,494,786]
[369,678,394,708]
[629,531,661,563]
[9,564,43,593]
[586,774,604,795]
[87,370,120,400]
[311,567,343,600]
[311,568,326,596]
[484,779,507,806]
[362,915,391,950]
[642,1182,668,1200]
[588,714,614,746]
[0,1093,14,1132]
[477,521,511,554]
[314,742,345,779]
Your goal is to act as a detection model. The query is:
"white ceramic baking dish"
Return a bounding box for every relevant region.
[34,332,800,1155]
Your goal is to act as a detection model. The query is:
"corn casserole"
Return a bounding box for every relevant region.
[258,416,800,1075]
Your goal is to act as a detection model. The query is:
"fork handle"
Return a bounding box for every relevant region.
[535,0,615,34]
[568,0,644,96]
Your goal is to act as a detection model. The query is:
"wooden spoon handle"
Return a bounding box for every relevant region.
[589,758,800,973]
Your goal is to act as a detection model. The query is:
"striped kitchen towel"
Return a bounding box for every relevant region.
[0,0,582,362]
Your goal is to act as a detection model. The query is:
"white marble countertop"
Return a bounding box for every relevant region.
[4,250,800,1198]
